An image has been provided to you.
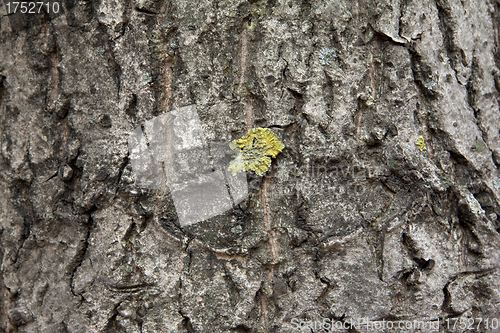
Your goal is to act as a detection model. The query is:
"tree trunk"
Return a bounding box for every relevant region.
[1,0,500,332]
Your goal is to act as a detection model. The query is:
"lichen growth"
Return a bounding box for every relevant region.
[416,135,426,151]
[228,127,284,176]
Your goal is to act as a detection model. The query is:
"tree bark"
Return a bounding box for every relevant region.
[1,0,500,332]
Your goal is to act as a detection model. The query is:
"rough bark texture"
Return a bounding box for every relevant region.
[1,0,500,332]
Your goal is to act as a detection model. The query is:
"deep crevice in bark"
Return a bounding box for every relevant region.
[69,215,93,297]
[434,0,465,84]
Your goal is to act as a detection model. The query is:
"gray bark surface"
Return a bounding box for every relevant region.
[1,0,500,332]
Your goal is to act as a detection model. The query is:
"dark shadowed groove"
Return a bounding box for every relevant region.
[434,0,463,83]
[68,215,92,297]
[10,180,37,264]
[464,56,494,155]
[408,47,438,99]
[178,276,195,333]
[489,0,500,86]
[153,0,174,113]
[96,23,123,100]
[0,76,6,112]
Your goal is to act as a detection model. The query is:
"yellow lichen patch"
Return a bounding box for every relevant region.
[228,127,284,175]
[416,135,426,151]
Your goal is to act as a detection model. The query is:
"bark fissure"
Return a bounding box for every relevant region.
[154,0,174,113]
[434,0,463,84]
[239,27,254,130]
[69,215,92,297]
